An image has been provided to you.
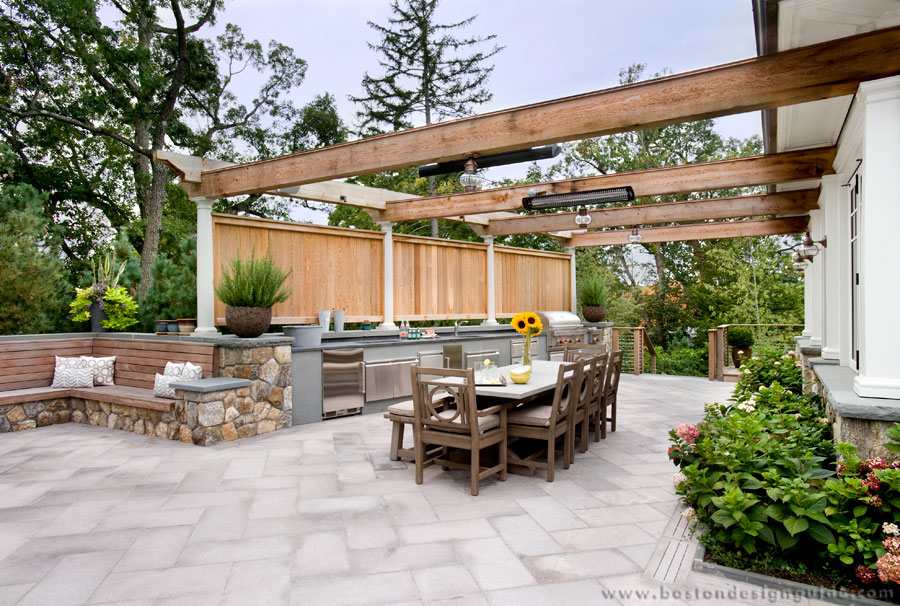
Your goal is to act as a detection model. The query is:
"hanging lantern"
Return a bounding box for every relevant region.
[628,227,642,244]
[574,205,592,226]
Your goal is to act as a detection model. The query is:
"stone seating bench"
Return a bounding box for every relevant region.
[0,335,215,436]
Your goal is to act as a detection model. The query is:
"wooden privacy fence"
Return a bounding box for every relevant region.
[212,214,572,325]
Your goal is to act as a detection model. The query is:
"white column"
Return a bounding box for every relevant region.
[802,265,812,338]
[377,222,398,331]
[820,175,842,360]
[192,198,219,336]
[566,247,577,314]
[854,76,900,399]
[482,236,499,326]
[807,209,824,347]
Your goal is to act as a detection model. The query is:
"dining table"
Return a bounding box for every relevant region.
[473,359,567,476]
[473,359,565,403]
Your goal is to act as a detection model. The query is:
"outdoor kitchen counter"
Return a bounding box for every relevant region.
[290,327,518,352]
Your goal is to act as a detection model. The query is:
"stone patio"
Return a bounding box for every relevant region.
[0,374,834,605]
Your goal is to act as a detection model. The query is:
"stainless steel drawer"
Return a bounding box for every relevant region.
[365,361,394,402]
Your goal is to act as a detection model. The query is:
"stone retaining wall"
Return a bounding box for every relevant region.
[216,342,292,431]
[0,398,180,438]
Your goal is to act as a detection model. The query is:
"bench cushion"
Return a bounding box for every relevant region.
[0,385,174,412]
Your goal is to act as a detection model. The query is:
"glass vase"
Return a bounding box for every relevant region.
[522,333,532,367]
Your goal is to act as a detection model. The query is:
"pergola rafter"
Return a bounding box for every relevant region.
[183,26,899,200]
[568,216,810,247]
[485,189,820,236]
[379,147,834,223]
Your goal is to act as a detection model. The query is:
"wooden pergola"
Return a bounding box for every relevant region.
[155,25,900,335]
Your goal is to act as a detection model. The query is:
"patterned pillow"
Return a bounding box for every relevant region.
[51,367,94,389]
[153,373,176,399]
[55,356,85,371]
[181,362,203,381]
[80,356,116,386]
[164,362,185,377]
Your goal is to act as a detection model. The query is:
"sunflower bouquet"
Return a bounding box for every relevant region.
[512,311,542,367]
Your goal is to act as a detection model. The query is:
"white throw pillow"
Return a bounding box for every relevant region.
[153,373,176,398]
[55,355,85,371]
[181,362,203,381]
[80,356,116,386]
[163,361,185,377]
[51,367,94,389]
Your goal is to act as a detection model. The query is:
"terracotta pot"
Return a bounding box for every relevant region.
[582,305,607,323]
[732,347,752,368]
[225,306,272,338]
[177,318,197,334]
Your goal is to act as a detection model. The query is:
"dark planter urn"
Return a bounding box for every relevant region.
[582,305,608,323]
[90,302,108,333]
[225,306,272,338]
[732,347,752,368]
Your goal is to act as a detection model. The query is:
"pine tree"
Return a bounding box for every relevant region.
[351,0,502,236]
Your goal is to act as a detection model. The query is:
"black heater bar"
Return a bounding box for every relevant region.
[417,145,561,178]
[522,186,635,211]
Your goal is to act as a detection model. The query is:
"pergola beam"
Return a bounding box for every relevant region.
[380,147,834,222]
[186,26,899,199]
[568,216,810,247]
[485,189,819,235]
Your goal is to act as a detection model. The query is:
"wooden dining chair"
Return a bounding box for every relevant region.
[582,352,609,445]
[410,365,507,496]
[595,350,624,439]
[506,361,578,482]
[567,356,597,462]
[563,343,607,361]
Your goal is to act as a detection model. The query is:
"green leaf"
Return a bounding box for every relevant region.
[784,516,809,536]
[854,505,869,518]
[776,527,800,550]
[756,523,776,545]
[840,555,854,565]
[807,521,836,545]
[711,509,737,528]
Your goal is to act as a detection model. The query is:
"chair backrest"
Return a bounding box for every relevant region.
[563,343,607,362]
[550,361,579,421]
[411,365,479,435]
[589,352,609,404]
[0,337,94,390]
[605,350,624,398]
[572,357,594,414]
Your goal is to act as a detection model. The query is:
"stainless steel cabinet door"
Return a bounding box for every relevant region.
[364,362,394,402]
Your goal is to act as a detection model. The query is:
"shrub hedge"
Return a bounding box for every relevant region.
[669,347,900,592]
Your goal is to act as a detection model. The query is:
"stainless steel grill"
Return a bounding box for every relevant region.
[536,311,586,360]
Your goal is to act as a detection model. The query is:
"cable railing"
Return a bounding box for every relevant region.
[612,327,657,375]
[707,323,804,381]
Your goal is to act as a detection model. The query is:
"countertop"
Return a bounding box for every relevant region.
[290,328,524,352]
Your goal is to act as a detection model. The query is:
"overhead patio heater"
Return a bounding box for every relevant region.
[522,186,635,211]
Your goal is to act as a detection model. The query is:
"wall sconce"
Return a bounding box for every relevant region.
[628,227,642,244]
[798,230,827,262]
[574,205,592,227]
[792,251,808,272]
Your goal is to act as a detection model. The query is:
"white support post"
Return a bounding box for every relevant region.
[566,247,577,315]
[820,175,842,360]
[482,236,499,326]
[192,197,219,336]
[377,222,398,331]
[807,209,824,347]
[854,76,900,399]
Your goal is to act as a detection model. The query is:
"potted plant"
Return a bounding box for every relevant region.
[215,249,292,338]
[726,325,755,367]
[578,276,609,322]
[70,254,139,332]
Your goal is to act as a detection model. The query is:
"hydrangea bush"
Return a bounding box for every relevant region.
[669,346,900,592]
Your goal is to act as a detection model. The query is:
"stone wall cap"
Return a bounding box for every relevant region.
[814,364,900,421]
[170,378,251,393]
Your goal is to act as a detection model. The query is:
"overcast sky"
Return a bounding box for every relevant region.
[203,0,762,223]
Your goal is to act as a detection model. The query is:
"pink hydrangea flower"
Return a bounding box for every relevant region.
[878,553,900,584]
[675,423,700,445]
[862,472,882,492]
[885,537,900,554]
[867,457,888,470]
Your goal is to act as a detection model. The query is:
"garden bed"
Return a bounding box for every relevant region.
[669,347,900,600]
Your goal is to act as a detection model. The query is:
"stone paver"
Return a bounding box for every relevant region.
[0,374,818,605]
